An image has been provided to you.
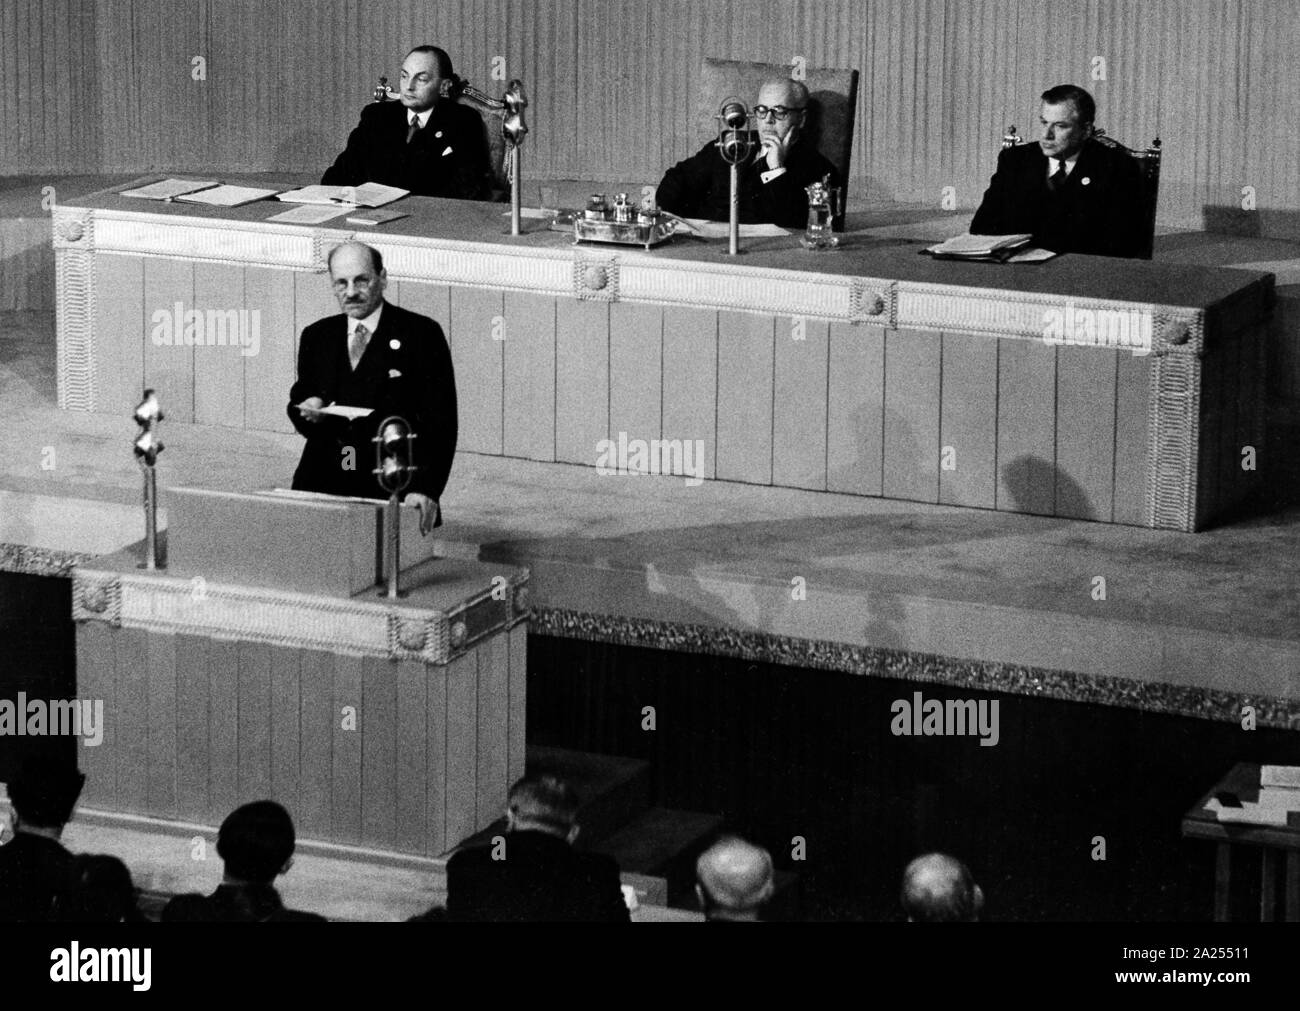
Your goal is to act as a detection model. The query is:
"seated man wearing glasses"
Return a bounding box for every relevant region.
[654,78,838,229]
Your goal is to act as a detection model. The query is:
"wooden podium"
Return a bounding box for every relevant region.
[70,488,530,860]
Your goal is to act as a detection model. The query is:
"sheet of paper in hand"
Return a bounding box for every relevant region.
[298,402,374,421]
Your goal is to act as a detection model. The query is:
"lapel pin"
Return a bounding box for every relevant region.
[1081,177,1091,186]
[389,339,401,350]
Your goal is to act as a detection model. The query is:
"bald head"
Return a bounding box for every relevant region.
[695,836,775,920]
[901,853,983,922]
[327,242,386,319]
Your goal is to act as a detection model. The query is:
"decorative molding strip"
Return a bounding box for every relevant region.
[92,211,318,269]
[52,206,97,411]
[71,566,529,665]
[617,255,848,319]
[0,543,96,579]
[896,280,1187,354]
[530,606,1300,730]
[368,233,573,294]
[54,246,96,411]
[1147,352,1201,531]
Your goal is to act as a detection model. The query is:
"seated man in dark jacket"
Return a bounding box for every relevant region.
[419,774,630,923]
[970,84,1146,258]
[655,78,838,229]
[162,801,325,922]
[322,45,492,201]
[0,761,85,922]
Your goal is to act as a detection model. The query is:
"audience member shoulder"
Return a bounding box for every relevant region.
[159,892,209,922]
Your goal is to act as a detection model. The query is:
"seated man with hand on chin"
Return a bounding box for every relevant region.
[655,77,839,230]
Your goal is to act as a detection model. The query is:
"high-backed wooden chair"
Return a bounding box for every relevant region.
[696,58,859,229]
[373,78,510,201]
[1002,124,1162,259]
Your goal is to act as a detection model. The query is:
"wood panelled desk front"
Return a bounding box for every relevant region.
[54,182,1273,530]
[71,491,530,860]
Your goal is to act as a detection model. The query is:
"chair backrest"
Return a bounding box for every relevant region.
[1000,125,1161,259]
[373,78,509,201]
[695,58,858,226]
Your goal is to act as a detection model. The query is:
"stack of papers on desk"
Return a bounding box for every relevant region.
[265,204,353,225]
[176,184,280,207]
[278,183,409,208]
[120,178,219,200]
[925,233,1053,263]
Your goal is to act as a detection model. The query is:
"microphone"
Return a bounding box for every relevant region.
[372,416,419,599]
[720,100,748,130]
[715,97,754,165]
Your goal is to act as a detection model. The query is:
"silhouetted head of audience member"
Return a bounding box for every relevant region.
[7,761,86,839]
[217,801,298,885]
[57,854,145,923]
[901,852,984,922]
[505,774,581,844]
[695,835,775,922]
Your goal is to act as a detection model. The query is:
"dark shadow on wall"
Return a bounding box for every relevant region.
[1000,453,1094,521]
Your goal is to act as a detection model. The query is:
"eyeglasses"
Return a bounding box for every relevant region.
[752,105,805,122]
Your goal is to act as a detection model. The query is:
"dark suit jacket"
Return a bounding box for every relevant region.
[0,832,74,922]
[440,830,631,923]
[161,883,326,922]
[286,301,458,522]
[970,139,1147,258]
[322,99,492,201]
[656,138,839,229]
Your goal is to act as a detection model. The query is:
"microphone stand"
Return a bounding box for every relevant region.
[503,80,529,237]
[715,98,751,257]
[729,162,740,256]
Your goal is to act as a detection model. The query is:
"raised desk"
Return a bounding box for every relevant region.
[53,181,1273,530]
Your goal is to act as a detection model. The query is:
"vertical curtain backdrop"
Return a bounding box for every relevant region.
[1,0,1294,231]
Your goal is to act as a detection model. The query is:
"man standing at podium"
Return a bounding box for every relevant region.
[322,45,492,200]
[287,241,456,533]
[970,84,1146,258]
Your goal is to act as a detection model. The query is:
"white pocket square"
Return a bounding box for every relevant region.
[441,146,454,157]
[388,369,402,379]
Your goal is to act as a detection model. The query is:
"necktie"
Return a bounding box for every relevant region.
[348,323,370,371]
[407,113,421,144]
[1048,160,1069,193]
